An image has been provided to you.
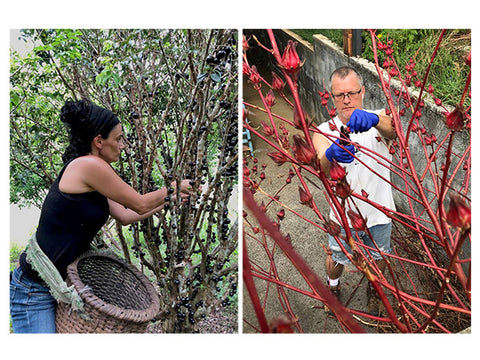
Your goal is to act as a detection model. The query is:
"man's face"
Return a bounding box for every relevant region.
[331,72,365,124]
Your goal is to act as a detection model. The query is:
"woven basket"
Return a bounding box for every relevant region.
[56,250,160,333]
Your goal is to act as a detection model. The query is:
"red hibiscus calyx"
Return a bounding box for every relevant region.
[330,159,346,181]
[248,65,261,86]
[265,89,276,107]
[261,120,274,136]
[347,210,367,231]
[335,178,352,199]
[271,71,285,92]
[267,151,289,166]
[324,219,341,237]
[298,186,313,207]
[292,135,316,165]
[446,193,471,231]
[279,40,305,75]
[445,104,466,131]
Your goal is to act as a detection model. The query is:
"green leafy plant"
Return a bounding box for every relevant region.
[10,244,24,272]
[362,29,470,107]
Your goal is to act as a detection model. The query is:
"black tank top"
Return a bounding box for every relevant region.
[20,160,110,280]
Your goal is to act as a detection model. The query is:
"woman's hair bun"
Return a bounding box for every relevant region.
[60,100,90,127]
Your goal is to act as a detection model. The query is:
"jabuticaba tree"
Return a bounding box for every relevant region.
[10,29,238,333]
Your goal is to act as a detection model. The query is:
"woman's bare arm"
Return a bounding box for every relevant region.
[65,155,190,215]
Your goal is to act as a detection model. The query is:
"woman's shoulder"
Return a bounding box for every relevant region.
[60,155,117,193]
[63,155,114,181]
[68,155,110,169]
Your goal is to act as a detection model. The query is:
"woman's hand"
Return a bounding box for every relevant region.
[109,179,201,225]
[176,179,204,194]
[177,179,194,194]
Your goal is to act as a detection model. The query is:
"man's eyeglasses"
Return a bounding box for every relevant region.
[332,88,362,101]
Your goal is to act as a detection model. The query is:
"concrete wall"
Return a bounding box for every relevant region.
[244,29,470,217]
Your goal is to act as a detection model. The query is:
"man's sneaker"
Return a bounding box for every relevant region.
[366,281,383,317]
[324,281,341,315]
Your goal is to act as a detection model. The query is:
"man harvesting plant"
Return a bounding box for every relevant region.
[312,66,396,315]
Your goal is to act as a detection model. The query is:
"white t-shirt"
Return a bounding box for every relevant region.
[318,110,395,228]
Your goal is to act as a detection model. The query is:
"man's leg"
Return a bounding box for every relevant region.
[325,232,351,314]
[363,223,392,316]
[364,223,392,273]
[326,253,344,286]
[324,254,343,315]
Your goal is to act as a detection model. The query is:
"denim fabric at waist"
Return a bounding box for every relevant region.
[11,265,50,291]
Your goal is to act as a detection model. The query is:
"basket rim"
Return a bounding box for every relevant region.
[66,250,160,323]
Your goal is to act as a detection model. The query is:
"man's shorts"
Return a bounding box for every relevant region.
[328,222,392,265]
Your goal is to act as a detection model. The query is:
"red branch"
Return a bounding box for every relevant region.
[243,29,471,333]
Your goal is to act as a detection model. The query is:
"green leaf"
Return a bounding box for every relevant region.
[103,40,113,52]
[96,69,111,85]
[197,72,208,82]
[10,92,20,107]
[210,70,222,83]
[112,73,121,86]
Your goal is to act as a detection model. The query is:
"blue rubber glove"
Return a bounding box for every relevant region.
[347,109,379,133]
[325,139,355,163]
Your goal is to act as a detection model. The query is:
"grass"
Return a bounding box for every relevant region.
[291,29,343,46]
[362,29,471,107]
[10,244,24,272]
